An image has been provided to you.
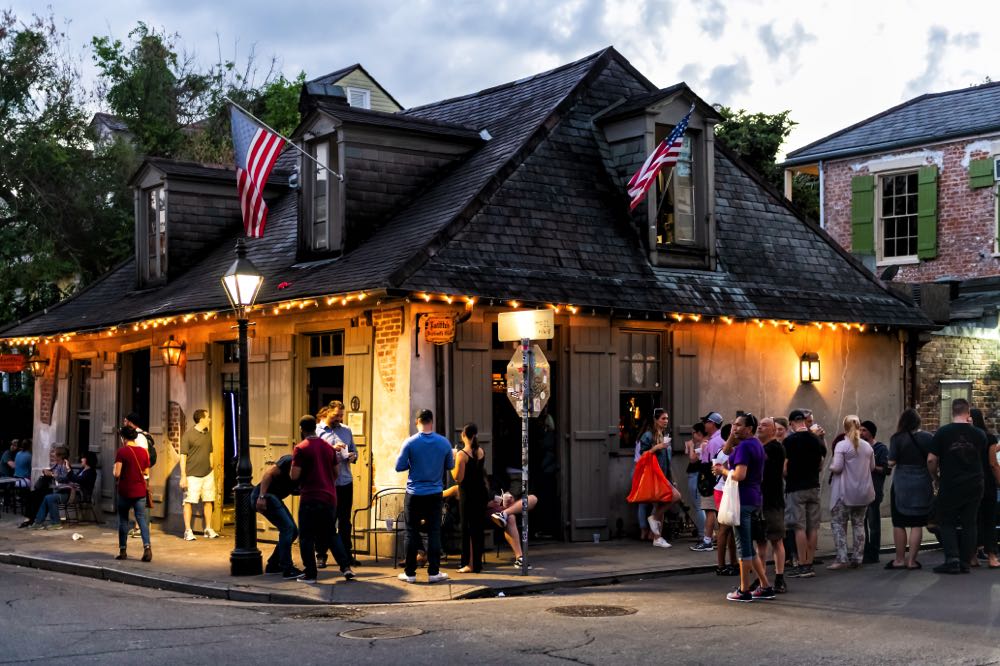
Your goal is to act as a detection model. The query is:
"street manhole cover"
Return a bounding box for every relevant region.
[289,608,364,621]
[339,626,424,640]
[547,605,637,617]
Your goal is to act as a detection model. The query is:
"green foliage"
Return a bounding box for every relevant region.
[261,72,307,138]
[714,105,820,222]
[0,10,136,326]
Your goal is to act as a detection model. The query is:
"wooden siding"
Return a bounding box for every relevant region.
[344,325,374,531]
[335,69,401,113]
[451,319,493,470]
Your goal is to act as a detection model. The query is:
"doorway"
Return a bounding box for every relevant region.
[121,349,150,430]
[308,366,344,416]
[221,371,239,506]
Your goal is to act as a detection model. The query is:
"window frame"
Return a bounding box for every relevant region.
[345,87,371,109]
[876,169,920,265]
[617,330,664,451]
[140,186,167,283]
[654,133,699,249]
[301,136,342,256]
[993,181,1000,256]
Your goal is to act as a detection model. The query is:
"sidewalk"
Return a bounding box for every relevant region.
[0,513,936,605]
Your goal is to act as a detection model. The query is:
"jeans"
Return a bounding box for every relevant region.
[733,504,759,561]
[299,500,349,578]
[336,483,354,559]
[252,487,298,572]
[938,495,980,564]
[117,496,150,548]
[404,493,442,576]
[863,497,883,561]
[35,491,66,524]
[687,472,706,538]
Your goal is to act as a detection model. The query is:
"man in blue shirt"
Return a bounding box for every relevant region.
[395,408,454,584]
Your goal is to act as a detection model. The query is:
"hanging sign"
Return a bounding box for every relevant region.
[0,354,26,373]
[424,313,456,345]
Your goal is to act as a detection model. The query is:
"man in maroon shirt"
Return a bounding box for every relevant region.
[290,415,354,584]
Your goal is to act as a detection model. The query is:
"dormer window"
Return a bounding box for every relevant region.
[142,186,166,283]
[656,135,696,246]
[302,137,342,255]
[345,87,371,109]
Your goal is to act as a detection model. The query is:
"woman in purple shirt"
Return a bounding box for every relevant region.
[715,413,771,602]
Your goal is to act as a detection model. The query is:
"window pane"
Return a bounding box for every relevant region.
[883,178,894,196]
[907,173,918,191]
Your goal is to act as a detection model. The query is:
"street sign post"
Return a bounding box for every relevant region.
[496,310,554,575]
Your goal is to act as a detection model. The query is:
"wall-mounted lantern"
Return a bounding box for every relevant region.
[28,353,49,378]
[800,352,820,383]
[159,335,186,367]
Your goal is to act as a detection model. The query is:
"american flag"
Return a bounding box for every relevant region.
[626,105,695,211]
[230,105,286,238]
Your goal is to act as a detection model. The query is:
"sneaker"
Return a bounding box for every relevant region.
[282,567,305,579]
[748,579,760,593]
[297,576,318,584]
[129,528,141,539]
[316,556,328,569]
[715,566,729,576]
[48,523,64,531]
[774,576,787,594]
[977,548,989,561]
[690,541,715,552]
[652,537,672,548]
[343,569,356,581]
[264,563,284,575]
[397,572,416,583]
[726,588,753,602]
[427,572,450,583]
[751,586,776,600]
[797,564,815,578]
[490,511,507,528]
[724,565,740,576]
[513,557,533,570]
[204,528,219,539]
[183,529,196,541]
[32,522,48,530]
[646,516,662,535]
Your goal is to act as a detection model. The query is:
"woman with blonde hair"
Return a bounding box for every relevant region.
[828,415,876,569]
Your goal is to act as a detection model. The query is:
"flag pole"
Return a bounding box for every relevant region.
[224,96,344,182]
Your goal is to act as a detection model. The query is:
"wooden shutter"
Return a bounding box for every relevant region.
[671,330,698,438]
[969,158,995,189]
[452,320,492,467]
[568,325,613,541]
[344,325,373,531]
[850,175,875,255]
[917,165,938,260]
[147,356,168,517]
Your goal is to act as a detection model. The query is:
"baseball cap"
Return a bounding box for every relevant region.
[701,411,723,426]
[788,409,807,422]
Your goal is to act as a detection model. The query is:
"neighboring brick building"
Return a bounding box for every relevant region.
[783,81,1000,429]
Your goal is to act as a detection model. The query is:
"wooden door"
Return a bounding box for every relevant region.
[452,320,492,468]
[568,324,614,541]
[147,356,169,518]
[92,353,118,512]
[344,325,373,522]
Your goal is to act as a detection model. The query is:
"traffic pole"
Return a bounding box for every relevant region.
[520,337,530,575]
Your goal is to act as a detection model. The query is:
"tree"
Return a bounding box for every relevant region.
[0,10,135,327]
[714,105,820,222]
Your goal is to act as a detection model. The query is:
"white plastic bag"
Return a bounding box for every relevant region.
[718,473,741,526]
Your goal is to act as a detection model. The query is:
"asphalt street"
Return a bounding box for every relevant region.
[1,561,998,665]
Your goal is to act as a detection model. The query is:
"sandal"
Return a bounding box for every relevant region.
[884,561,905,570]
[906,561,922,570]
[457,566,472,573]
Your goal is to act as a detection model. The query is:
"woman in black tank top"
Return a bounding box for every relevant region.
[453,423,487,573]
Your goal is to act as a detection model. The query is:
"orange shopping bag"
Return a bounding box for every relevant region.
[627,452,674,504]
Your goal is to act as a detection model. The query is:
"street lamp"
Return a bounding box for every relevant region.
[221,237,263,576]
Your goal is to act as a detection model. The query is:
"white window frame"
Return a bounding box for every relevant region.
[876,169,920,266]
[310,141,330,251]
[939,380,972,427]
[345,87,371,110]
[143,186,167,282]
[655,134,699,248]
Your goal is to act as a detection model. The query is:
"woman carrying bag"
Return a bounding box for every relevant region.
[828,415,876,570]
[632,408,679,549]
[114,425,152,562]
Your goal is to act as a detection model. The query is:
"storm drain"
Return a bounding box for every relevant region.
[546,605,637,617]
[339,626,424,640]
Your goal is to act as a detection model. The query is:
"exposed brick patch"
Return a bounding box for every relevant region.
[916,335,1000,431]
[823,137,1000,282]
[167,401,185,453]
[372,308,404,394]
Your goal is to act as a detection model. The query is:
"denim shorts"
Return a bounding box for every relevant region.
[734,504,760,561]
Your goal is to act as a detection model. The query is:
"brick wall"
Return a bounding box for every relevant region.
[916,334,1000,431]
[823,136,999,282]
[373,307,403,394]
[167,400,185,453]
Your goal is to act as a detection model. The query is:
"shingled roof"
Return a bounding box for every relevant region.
[0,47,932,338]
[784,80,1000,166]
[307,63,404,110]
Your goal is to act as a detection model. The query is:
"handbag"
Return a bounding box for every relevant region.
[128,446,154,508]
[718,473,741,526]
[627,452,674,504]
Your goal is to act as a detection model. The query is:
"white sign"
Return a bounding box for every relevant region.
[497,310,554,342]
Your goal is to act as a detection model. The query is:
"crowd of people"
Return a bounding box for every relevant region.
[635,399,1000,601]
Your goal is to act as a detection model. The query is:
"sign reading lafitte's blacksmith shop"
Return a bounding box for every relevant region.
[424,313,456,344]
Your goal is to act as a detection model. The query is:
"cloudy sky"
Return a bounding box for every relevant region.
[11,0,1000,155]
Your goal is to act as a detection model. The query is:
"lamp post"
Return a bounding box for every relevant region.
[221,238,263,576]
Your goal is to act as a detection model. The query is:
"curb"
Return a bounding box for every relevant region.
[0,552,326,605]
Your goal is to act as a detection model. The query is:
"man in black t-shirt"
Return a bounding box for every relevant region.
[252,455,302,578]
[861,420,889,564]
[756,417,788,593]
[783,409,827,578]
[929,399,986,574]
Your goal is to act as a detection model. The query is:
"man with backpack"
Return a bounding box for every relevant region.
[691,412,724,552]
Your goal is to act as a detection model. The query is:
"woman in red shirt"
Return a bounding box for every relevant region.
[114,425,152,562]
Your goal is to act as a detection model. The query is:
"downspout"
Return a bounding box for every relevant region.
[818,160,825,229]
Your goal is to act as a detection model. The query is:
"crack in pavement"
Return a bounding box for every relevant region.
[519,630,597,665]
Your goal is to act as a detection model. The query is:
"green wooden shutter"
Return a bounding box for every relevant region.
[851,175,875,255]
[916,165,938,260]
[969,158,995,188]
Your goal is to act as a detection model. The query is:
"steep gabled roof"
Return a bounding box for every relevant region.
[784,80,1000,166]
[307,63,404,110]
[595,82,722,124]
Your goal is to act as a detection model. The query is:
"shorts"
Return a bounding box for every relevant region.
[763,507,785,542]
[184,471,215,504]
[700,495,717,512]
[784,488,821,532]
[714,489,723,510]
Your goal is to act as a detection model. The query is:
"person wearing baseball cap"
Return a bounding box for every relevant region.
[783,409,827,578]
[702,412,723,427]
